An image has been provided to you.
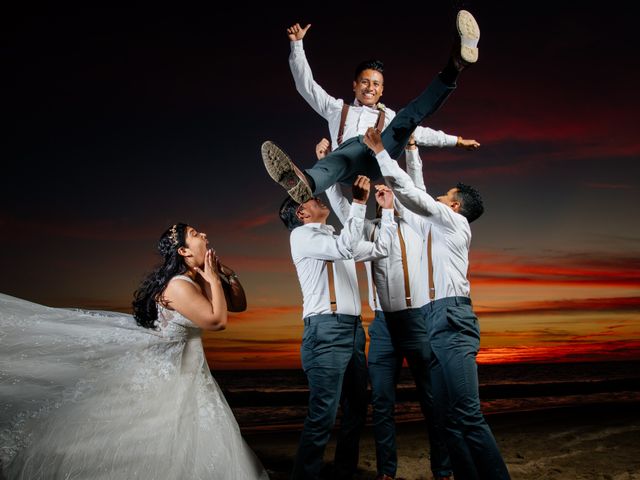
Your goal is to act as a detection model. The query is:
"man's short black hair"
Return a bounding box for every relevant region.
[279,196,303,231]
[354,59,384,80]
[454,183,484,223]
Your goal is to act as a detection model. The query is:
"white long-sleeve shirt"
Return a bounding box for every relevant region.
[290,202,396,318]
[375,150,471,299]
[325,183,432,313]
[404,148,427,192]
[289,40,458,151]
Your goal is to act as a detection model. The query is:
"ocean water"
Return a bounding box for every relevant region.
[213,361,640,432]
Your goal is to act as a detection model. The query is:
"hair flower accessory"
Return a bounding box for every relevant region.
[168,224,179,247]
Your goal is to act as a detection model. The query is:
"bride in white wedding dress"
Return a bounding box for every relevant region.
[0,223,269,479]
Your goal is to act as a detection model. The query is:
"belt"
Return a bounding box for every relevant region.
[303,313,360,326]
[425,296,472,311]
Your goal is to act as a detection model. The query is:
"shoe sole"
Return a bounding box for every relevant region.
[261,141,312,204]
[457,10,480,64]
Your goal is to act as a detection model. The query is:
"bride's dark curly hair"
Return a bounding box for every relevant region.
[132,223,189,328]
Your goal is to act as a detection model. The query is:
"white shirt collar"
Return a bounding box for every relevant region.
[303,222,335,234]
[353,98,379,109]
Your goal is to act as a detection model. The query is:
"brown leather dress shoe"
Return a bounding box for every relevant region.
[261,141,313,204]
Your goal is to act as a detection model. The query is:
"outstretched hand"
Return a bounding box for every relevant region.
[315,138,331,160]
[456,137,481,150]
[194,249,221,285]
[374,184,394,210]
[287,23,311,42]
[352,175,371,205]
[363,127,385,154]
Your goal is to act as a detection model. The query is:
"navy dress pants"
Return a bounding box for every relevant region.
[291,313,368,480]
[426,297,511,480]
[368,308,452,478]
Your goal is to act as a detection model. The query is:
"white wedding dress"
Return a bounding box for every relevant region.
[0,278,269,480]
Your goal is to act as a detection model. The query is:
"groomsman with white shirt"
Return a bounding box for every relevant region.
[363,127,511,480]
[317,138,452,480]
[279,176,396,480]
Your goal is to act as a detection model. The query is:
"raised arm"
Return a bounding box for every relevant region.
[405,134,426,192]
[352,184,396,262]
[389,135,424,220]
[292,176,372,260]
[387,139,430,237]
[325,184,351,226]
[316,138,351,225]
[413,125,480,150]
[364,128,459,230]
[162,250,228,331]
[287,23,342,118]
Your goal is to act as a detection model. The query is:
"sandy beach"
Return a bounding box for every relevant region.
[245,402,640,480]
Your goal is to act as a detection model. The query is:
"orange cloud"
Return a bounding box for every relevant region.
[223,305,302,322]
[229,213,276,231]
[478,340,640,364]
[476,297,640,317]
[214,256,295,274]
[469,251,640,287]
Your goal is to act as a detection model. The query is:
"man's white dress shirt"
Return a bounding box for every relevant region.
[325,181,432,313]
[375,150,471,300]
[290,202,396,318]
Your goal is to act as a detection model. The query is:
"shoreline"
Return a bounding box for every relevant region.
[223,377,640,407]
[236,396,640,434]
[244,401,640,479]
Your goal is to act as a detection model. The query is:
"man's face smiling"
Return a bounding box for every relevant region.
[353,69,384,107]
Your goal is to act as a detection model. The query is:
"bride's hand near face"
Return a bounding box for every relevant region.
[163,248,228,332]
[194,249,222,286]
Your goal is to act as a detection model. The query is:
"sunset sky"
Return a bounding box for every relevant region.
[3,3,639,368]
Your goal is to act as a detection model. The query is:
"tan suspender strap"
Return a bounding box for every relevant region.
[396,224,412,308]
[325,260,337,312]
[370,225,378,309]
[427,230,435,301]
[375,109,386,132]
[338,105,384,144]
[337,104,350,145]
